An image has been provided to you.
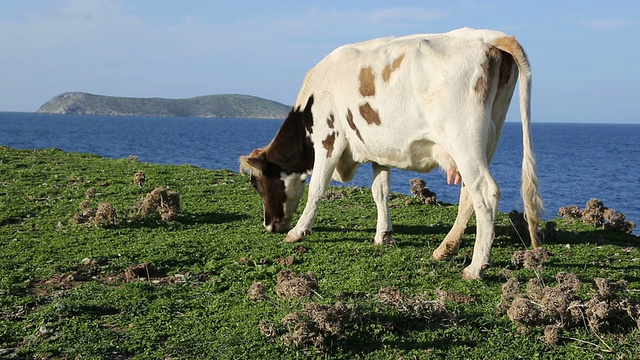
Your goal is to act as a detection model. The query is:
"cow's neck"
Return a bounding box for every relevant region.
[265,95,315,174]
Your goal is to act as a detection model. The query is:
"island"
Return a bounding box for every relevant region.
[36,92,291,119]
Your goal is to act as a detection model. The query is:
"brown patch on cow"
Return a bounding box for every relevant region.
[473,76,488,98]
[261,95,316,175]
[322,132,336,158]
[327,113,335,129]
[474,47,502,103]
[382,54,405,82]
[239,96,319,232]
[358,103,381,125]
[358,67,376,97]
[346,109,364,142]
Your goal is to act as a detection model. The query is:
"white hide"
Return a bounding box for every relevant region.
[282,28,543,279]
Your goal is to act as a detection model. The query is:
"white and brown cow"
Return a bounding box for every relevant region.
[240,27,543,279]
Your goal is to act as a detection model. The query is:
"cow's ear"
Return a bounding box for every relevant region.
[239,155,266,176]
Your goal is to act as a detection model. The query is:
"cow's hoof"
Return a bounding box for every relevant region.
[373,231,396,246]
[431,241,459,261]
[284,234,303,243]
[431,249,456,261]
[461,269,482,280]
[284,229,310,243]
[461,264,489,280]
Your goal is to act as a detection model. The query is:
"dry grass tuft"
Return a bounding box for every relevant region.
[279,302,360,354]
[134,187,180,221]
[71,201,118,228]
[248,282,268,302]
[323,188,347,201]
[559,198,636,234]
[511,248,552,270]
[255,275,458,355]
[502,272,640,338]
[92,203,117,227]
[543,324,563,345]
[274,270,319,299]
[377,286,448,319]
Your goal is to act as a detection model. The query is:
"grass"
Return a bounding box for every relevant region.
[0,146,638,359]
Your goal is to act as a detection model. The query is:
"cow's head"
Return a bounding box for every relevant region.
[240,148,307,233]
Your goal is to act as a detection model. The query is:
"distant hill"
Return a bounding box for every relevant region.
[36,92,291,119]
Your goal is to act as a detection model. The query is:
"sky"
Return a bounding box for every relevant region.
[0,0,638,123]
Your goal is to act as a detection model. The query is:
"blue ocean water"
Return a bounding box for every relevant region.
[1,112,638,233]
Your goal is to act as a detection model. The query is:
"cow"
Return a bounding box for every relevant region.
[240,27,544,279]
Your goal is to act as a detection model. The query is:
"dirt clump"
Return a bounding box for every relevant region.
[71,200,95,224]
[508,210,531,244]
[92,203,117,227]
[123,262,160,281]
[558,205,581,219]
[277,256,296,266]
[293,245,309,253]
[71,201,118,228]
[274,270,320,299]
[248,282,268,302]
[84,187,96,198]
[259,320,278,338]
[558,198,636,234]
[409,178,437,204]
[542,221,558,242]
[435,289,476,304]
[376,286,448,319]
[501,272,640,338]
[278,302,360,354]
[133,171,146,187]
[498,277,522,314]
[603,209,636,234]
[543,324,563,345]
[255,277,457,355]
[511,248,552,271]
[134,187,180,221]
[323,188,347,201]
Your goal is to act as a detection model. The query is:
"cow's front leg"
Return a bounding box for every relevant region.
[432,184,473,260]
[284,155,336,243]
[371,163,395,245]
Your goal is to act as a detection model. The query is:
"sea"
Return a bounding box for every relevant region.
[1,112,638,234]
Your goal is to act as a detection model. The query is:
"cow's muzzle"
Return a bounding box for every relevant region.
[265,220,290,233]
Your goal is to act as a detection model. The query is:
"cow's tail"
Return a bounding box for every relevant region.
[493,36,544,248]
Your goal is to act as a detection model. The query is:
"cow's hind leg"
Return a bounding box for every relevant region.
[371,163,395,245]
[432,185,473,260]
[459,165,500,280]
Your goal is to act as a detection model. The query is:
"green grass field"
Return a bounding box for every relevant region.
[1,146,638,359]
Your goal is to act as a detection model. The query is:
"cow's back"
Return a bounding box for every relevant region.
[298,30,512,171]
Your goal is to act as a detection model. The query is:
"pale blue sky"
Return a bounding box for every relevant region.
[0,0,638,123]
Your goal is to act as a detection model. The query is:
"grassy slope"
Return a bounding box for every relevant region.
[0,146,638,359]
